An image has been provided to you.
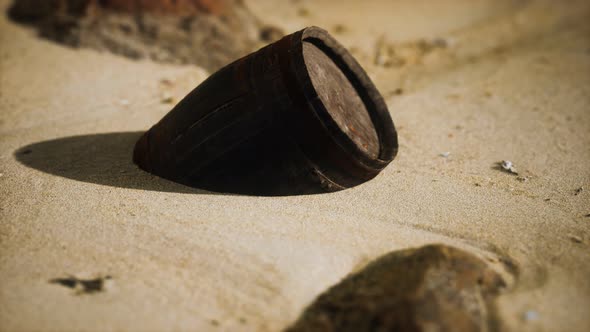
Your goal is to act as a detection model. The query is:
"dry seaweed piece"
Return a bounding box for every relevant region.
[287,244,507,332]
[50,275,113,295]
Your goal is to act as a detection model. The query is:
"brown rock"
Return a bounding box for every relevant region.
[8,0,271,72]
[8,0,230,18]
[286,244,507,332]
[98,0,230,15]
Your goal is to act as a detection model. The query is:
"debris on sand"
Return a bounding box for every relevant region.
[160,92,175,104]
[297,7,310,17]
[374,36,450,68]
[259,25,284,42]
[431,37,449,48]
[439,151,450,158]
[386,88,404,98]
[50,275,113,295]
[569,235,583,244]
[574,187,583,195]
[333,24,347,34]
[499,160,518,175]
[159,78,174,87]
[161,96,175,104]
[287,244,506,332]
[523,310,540,322]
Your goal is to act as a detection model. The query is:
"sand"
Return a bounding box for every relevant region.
[1,0,589,331]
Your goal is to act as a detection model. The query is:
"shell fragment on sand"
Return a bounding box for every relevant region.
[500,160,518,175]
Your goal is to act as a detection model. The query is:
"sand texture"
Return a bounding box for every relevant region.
[1,0,589,331]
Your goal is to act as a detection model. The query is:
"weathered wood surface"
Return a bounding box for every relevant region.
[134,26,398,195]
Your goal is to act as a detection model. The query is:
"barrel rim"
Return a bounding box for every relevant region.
[291,26,398,170]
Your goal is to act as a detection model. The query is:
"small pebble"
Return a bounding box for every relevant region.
[160,78,173,87]
[297,7,310,16]
[574,187,583,195]
[431,37,448,48]
[569,235,583,243]
[161,94,175,104]
[120,99,130,106]
[524,310,540,321]
[259,25,284,42]
[440,152,450,158]
[333,24,347,34]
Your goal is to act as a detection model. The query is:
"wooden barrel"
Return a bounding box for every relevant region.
[133,26,398,195]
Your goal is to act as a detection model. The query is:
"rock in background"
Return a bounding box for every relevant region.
[8,0,283,72]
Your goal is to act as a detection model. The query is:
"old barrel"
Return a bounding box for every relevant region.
[133,26,398,195]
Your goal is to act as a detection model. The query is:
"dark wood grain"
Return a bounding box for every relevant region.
[133,26,398,195]
[303,41,379,158]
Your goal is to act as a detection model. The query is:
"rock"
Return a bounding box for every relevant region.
[94,0,229,15]
[286,244,507,332]
[8,0,231,17]
[8,0,267,72]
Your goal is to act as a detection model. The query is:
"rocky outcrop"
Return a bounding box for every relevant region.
[8,0,282,72]
[287,245,507,332]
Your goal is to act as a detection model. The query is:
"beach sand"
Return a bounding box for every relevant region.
[1,0,589,331]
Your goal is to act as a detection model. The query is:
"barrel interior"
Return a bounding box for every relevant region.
[302,40,380,159]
